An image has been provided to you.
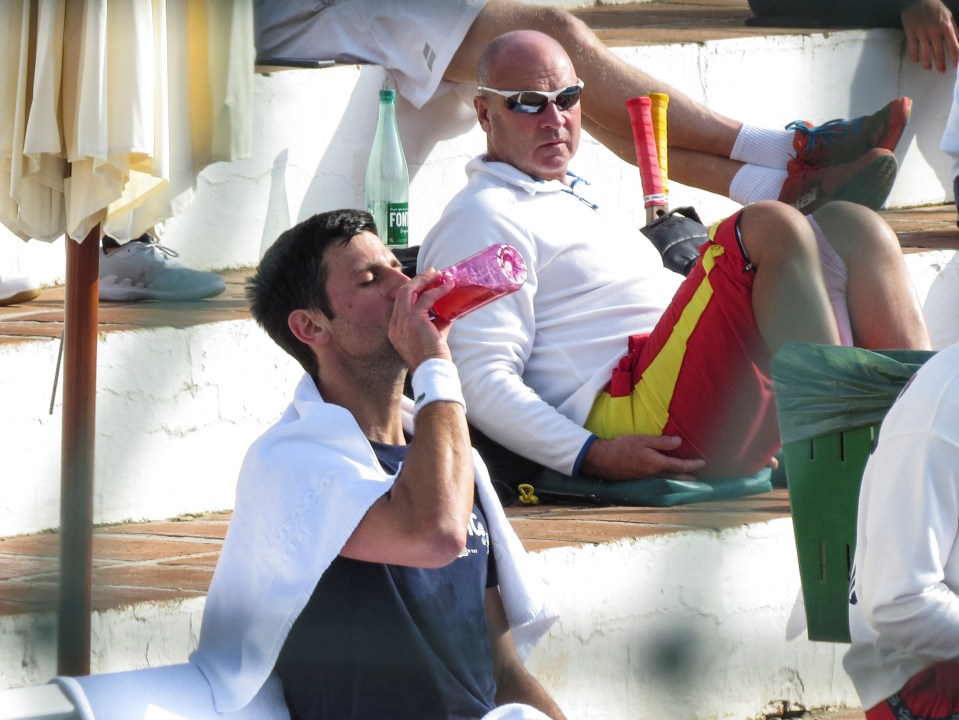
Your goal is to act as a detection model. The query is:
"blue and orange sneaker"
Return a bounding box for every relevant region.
[788,97,912,167]
[779,147,898,215]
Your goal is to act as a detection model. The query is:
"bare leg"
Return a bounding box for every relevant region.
[738,201,842,355]
[447,0,744,169]
[584,118,744,195]
[811,202,932,350]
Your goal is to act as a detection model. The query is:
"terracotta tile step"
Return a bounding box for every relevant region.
[1,205,955,346]
[0,490,793,617]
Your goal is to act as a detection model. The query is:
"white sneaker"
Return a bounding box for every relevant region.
[99,240,226,302]
[0,276,41,306]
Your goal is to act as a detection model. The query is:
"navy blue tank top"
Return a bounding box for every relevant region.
[276,442,498,719]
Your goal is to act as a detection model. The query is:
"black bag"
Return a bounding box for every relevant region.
[641,206,708,276]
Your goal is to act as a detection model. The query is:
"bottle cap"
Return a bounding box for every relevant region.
[496,244,527,287]
[379,88,397,102]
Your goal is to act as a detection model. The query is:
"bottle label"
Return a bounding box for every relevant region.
[386,202,409,248]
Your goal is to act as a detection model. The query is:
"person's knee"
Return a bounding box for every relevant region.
[811,199,875,228]
[812,200,900,260]
[485,1,602,52]
[739,200,818,266]
[533,6,596,44]
[455,1,599,80]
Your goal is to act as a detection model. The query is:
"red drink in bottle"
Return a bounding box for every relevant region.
[425,244,527,322]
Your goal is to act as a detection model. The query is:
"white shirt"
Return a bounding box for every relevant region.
[419,156,682,475]
[844,342,959,709]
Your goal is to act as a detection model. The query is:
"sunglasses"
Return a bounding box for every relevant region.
[477,80,585,114]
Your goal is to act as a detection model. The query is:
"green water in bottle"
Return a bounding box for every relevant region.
[365,88,409,248]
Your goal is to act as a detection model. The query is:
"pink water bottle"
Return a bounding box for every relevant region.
[426,244,527,322]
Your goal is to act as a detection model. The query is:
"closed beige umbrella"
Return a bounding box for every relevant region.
[0,0,254,675]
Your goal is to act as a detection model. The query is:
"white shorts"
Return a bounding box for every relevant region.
[808,214,853,347]
[254,0,489,108]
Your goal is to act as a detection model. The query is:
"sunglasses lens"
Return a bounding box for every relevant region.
[554,87,581,111]
[506,92,549,114]
[504,86,581,114]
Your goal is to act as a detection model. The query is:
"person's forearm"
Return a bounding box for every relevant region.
[379,360,475,565]
[403,360,474,535]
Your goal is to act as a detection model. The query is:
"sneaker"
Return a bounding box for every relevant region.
[789,97,912,167]
[99,239,226,302]
[0,276,41,306]
[780,147,898,214]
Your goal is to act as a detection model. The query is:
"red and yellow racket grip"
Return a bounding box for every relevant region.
[626,95,666,224]
[647,92,669,198]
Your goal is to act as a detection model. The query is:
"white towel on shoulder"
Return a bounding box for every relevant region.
[482,703,555,720]
[191,374,559,713]
[52,663,289,720]
[53,666,551,720]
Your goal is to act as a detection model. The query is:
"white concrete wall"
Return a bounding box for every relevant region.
[905,250,959,348]
[525,519,857,719]
[0,599,205,693]
[0,323,300,537]
[1,519,862,720]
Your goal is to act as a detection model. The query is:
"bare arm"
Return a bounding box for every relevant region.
[485,587,567,719]
[339,274,476,569]
[901,0,959,72]
[581,434,706,481]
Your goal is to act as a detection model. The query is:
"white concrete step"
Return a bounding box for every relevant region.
[0,495,866,720]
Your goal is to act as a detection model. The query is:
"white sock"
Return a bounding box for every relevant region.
[729,164,789,205]
[730,124,796,168]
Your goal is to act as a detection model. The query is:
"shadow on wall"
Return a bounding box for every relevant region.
[295,66,481,239]
[847,28,957,201]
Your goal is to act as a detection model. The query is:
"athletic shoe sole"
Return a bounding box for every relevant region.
[0,287,41,306]
[829,152,898,211]
[791,150,898,215]
[99,277,226,302]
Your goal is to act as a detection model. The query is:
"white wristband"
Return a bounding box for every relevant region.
[411,358,466,419]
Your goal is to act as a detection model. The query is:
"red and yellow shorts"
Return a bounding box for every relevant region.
[865,662,959,720]
[584,209,779,479]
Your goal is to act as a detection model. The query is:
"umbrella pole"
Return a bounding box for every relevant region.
[58,225,100,676]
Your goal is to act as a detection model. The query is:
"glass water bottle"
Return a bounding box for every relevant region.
[365,88,410,249]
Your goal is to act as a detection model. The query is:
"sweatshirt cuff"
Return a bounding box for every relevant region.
[572,435,598,477]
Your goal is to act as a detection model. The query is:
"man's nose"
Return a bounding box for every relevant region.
[539,100,566,127]
[386,265,411,295]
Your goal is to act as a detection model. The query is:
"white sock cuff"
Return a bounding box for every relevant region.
[731,124,796,168]
[729,165,789,206]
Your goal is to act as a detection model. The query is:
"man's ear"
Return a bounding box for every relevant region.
[288,308,331,347]
[474,96,493,133]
